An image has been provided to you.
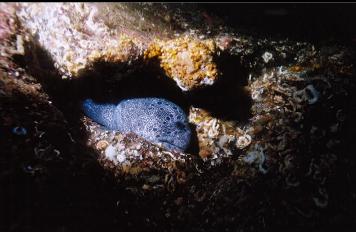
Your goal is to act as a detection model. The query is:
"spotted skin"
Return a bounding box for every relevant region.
[82,98,191,151]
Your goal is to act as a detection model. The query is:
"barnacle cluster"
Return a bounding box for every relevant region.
[16,3,144,78]
[189,107,253,160]
[83,119,191,179]
[144,36,219,91]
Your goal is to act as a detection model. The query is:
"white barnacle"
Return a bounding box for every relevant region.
[243,144,267,174]
[251,88,265,101]
[304,84,319,104]
[293,84,320,105]
[236,134,252,149]
[116,151,126,163]
[262,51,273,63]
[105,145,117,164]
[205,118,220,138]
[131,149,141,158]
[188,107,199,123]
[277,66,288,75]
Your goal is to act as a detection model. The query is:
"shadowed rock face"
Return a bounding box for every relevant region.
[2,3,356,232]
[15,3,222,91]
[82,98,191,151]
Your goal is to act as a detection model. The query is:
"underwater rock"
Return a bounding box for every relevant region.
[92,131,193,179]
[16,3,224,91]
[189,107,253,160]
[0,4,17,41]
[82,98,191,152]
[16,3,149,78]
[2,3,356,230]
[145,36,219,91]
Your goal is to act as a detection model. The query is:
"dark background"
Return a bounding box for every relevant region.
[202,3,356,45]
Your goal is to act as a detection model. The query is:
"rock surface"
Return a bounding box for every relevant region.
[1,3,356,232]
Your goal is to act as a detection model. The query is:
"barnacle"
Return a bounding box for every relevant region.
[235,134,252,149]
[242,144,267,174]
[189,107,253,160]
[17,3,144,78]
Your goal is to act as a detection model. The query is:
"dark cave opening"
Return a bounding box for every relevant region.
[5,36,255,231]
[18,37,252,157]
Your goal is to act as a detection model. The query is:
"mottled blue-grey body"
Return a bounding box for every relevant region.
[82,98,191,151]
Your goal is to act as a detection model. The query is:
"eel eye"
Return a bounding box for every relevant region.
[175,121,186,130]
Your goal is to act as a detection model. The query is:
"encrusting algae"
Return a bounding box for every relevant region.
[144,36,219,91]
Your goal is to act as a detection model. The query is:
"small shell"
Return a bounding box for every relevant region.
[96,140,109,150]
[236,134,252,149]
